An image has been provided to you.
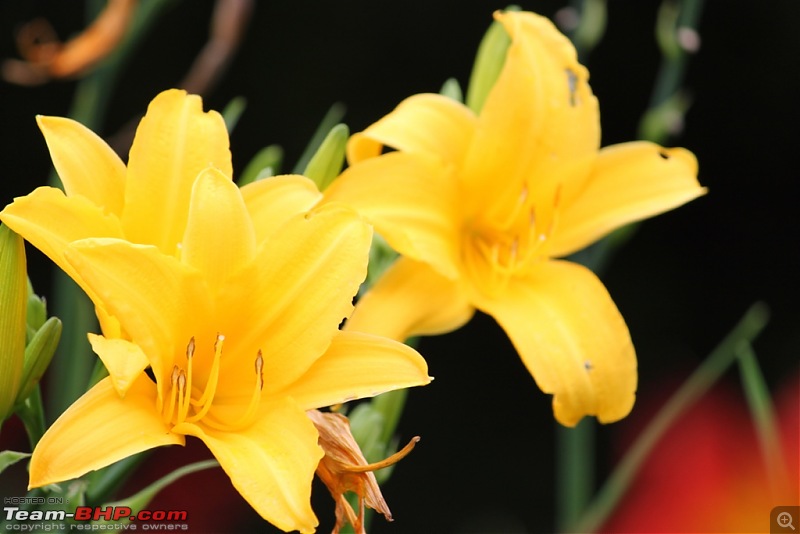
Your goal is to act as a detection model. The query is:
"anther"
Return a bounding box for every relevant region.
[163,365,182,424]
[186,337,196,359]
[186,334,224,423]
[177,370,186,391]
[255,350,264,391]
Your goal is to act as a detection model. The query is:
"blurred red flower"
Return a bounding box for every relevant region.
[601,371,799,533]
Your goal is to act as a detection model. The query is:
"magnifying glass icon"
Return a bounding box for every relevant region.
[778,511,796,531]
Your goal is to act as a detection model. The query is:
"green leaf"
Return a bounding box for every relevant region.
[303,123,349,191]
[0,450,31,475]
[86,452,148,504]
[736,342,789,495]
[222,96,247,133]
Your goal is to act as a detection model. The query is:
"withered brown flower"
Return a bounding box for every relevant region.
[308,409,420,534]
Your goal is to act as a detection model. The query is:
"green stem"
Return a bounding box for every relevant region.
[570,302,770,533]
[568,0,608,64]
[16,386,46,450]
[639,0,707,143]
[46,272,97,422]
[556,418,595,531]
[105,459,219,510]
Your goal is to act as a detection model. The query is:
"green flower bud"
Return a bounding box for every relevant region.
[0,224,27,422]
[15,317,62,407]
[465,5,520,114]
[26,277,48,340]
[303,123,349,192]
[440,77,464,103]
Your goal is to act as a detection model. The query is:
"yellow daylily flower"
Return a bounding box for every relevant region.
[27,169,429,533]
[323,10,706,427]
[1,90,430,532]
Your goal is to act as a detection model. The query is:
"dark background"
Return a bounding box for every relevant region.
[1,1,798,532]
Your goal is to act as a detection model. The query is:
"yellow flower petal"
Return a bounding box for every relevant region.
[324,152,461,279]
[240,174,322,245]
[181,167,256,293]
[36,115,125,216]
[0,186,124,289]
[29,376,182,489]
[347,93,477,165]
[215,204,372,396]
[346,256,474,341]
[549,142,707,257]
[463,11,599,222]
[122,89,232,254]
[65,239,210,382]
[87,334,150,397]
[279,330,431,410]
[172,398,321,534]
[472,260,636,426]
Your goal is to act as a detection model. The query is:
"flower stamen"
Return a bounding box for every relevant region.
[186,334,224,423]
[256,349,264,390]
[162,365,180,424]
[202,349,264,432]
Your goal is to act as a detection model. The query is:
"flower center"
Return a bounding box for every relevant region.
[160,334,264,432]
[462,183,561,296]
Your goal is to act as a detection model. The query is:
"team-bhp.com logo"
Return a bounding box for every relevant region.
[4,505,189,531]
